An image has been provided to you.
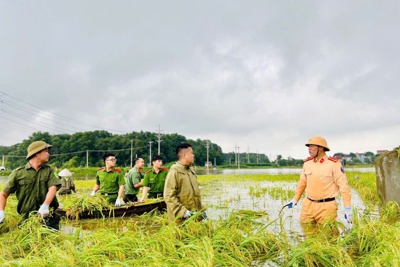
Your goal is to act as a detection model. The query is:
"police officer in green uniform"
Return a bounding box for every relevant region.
[90,152,126,206]
[0,141,61,230]
[139,155,168,202]
[124,157,145,202]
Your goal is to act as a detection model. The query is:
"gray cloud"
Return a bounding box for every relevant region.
[1,1,399,159]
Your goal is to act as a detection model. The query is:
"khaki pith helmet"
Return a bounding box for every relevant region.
[305,136,330,151]
[26,141,52,159]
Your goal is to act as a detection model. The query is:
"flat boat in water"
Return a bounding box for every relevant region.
[57,200,166,219]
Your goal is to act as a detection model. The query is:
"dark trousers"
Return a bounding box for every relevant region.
[20,212,61,231]
[45,212,61,230]
[124,194,138,202]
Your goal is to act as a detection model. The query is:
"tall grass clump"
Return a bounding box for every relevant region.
[346,172,379,207]
[339,201,400,267]
[284,237,355,267]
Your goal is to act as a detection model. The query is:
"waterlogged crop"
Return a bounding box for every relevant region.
[0,171,398,267]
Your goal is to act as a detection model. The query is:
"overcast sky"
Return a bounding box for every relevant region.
[1,1,399,160]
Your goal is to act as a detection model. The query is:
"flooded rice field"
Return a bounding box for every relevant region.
[200,179,365,236]
[0,170,398,266]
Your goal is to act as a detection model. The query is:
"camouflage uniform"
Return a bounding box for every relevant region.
[2,163,61,228]
[95,167,125,203]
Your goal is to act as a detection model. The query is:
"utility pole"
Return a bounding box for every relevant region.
[256,150,259,164]
[237,146,240,169]
[130,140,133,168]
[205,140,210,175]
[247,146,250,164]
[86,150,89,168]
[234,144,238,165]
[157,124,163,155]
[149,141,153,166]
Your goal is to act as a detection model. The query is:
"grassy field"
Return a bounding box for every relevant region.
[0,171,399,266]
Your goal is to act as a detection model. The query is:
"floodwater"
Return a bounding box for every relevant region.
[0,168,374,237]
[60,178,368,237]
[200,179,366,236]
[197,167,375,175]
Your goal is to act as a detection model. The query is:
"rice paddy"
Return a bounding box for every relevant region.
[0,170,399,266]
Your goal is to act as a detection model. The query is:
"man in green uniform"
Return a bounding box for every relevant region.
[124,157,145,202]
[0,141,61,230]
[90,152,126,206]
[164,143,205,224]
[139,155,168,202]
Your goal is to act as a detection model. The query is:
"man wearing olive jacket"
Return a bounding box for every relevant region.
[164,143,204,224]
[0,141,61,230]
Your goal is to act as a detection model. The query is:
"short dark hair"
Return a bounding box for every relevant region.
[151,155,162,163]
[134,157,142,164]
[103,152,116,162]
[176,143,192,158]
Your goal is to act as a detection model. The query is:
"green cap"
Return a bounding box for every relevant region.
[26,141,52,159]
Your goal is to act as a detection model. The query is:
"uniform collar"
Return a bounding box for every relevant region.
[104,167,117,173]
[24,162,48,170]
[313,155,328,163]
[177,161,192,170]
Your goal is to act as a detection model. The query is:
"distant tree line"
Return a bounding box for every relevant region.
[0,131,227,169]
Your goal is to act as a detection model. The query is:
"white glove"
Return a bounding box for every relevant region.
[115,198,125,207]
[0,211,5,223]
[38,204,50,218]
[183,210,193,218]
[287,199,297,209]
[344,206,352,223]
[90,191,96,196]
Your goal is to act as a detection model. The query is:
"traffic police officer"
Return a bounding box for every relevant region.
[287,136,352,234]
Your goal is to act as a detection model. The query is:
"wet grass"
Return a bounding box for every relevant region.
[345,171,380,207]
[0,171,399,266]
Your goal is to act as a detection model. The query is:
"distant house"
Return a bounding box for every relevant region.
[356,152,366,163]
[333,153,352,163]
[376,150,388,155]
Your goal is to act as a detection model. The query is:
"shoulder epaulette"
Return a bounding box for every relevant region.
[145,169,152,174]
[115,168,122,173]
[328,157,338,162]
[304,157,313,162]
[97,167,105,170]
[161,167,168,171]
[16,166,25,171]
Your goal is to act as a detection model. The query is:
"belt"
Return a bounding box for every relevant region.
[101,193,118,196]
[307,196,335,203]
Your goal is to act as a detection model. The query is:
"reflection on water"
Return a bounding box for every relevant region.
[196,167,375,175]
[200,179,366,236]
[1,168,375,237]
[59,178,369,237]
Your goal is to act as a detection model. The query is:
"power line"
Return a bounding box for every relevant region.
[0,91,126,134]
